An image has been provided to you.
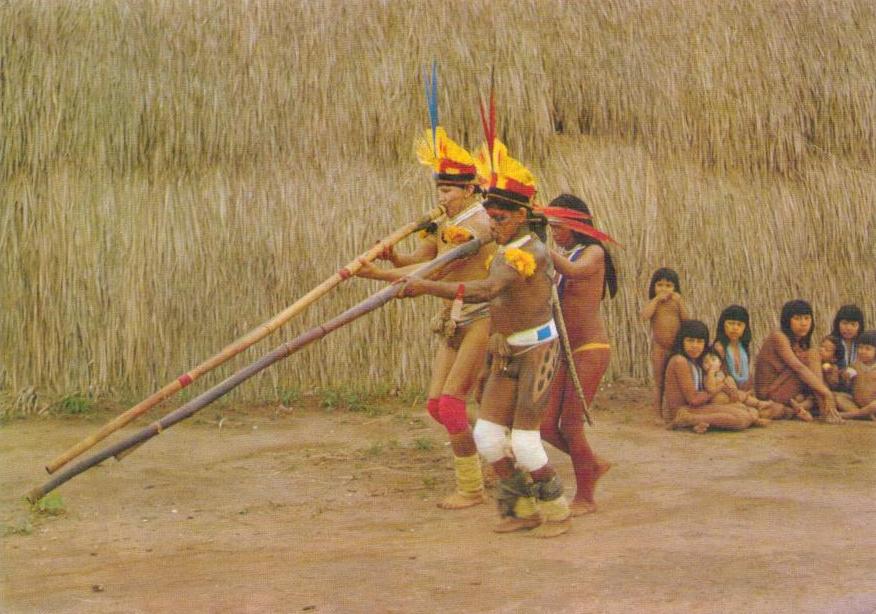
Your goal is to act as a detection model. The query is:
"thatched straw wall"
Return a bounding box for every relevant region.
[2,0,874,409]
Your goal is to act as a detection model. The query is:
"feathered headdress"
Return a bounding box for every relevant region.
[475,73,619,245]
[474,138,537,206]
[474,75,536,207]
[415,62,477,186]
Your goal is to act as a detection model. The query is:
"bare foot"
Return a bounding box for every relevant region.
[671,408,694,429]
[493,515,542,533]
[794,406,814,422]
[569,500,597,516]
[437,491,485,510]
[529,517,571,538]
[692,422,709,434]
[752,418,771,427]
[821,410,843,425]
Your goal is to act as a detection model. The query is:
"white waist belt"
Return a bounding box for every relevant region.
[506,319,558,347]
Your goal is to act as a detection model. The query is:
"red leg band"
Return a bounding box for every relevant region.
[426,398,441,423]
[438,395,469,434]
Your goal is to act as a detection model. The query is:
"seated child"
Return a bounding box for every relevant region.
[702,351,773,423]
[836,330,876,420]
[789,334,841,418]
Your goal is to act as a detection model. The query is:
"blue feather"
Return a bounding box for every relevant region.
[425,61,439,156]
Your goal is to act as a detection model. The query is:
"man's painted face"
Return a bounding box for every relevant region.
[838,319,861,341]
[790,314,812,339]
[486,207,523,245]
[654,279,675,295]
[683,337,706,360]
[858,344,876,364]
[723,319,746,343]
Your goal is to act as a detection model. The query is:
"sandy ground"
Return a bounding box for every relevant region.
[2,381,876,614]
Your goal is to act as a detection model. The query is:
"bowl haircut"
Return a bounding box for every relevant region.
[830,304,865,339]
[780,299,815,350]
[714,304,752,353]
[647,267,681,299]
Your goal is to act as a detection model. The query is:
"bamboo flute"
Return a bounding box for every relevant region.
[26,238,481,504]
[44,206,445,474]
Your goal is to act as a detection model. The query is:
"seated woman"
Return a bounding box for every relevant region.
[663,320,760,433]
[752,299,841,424]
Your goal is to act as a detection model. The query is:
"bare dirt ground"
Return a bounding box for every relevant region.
[2,381,875,613]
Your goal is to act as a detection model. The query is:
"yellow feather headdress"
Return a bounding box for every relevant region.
[474,138,537,207]
[415,127,478,185]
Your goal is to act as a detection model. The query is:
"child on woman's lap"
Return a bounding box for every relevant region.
[837,330,876,419]
[702,351,772,425]
[789,335,841,419]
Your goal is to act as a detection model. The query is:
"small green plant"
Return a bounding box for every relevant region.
[4,517,33,536]
[55,394,93,415]
[363,442,384,457]
[317,387,381,415]
[413,437,435,451]
[279,387,301,406]
[318,388,343,410]
[32,492,65,516]
[422,476,439,489]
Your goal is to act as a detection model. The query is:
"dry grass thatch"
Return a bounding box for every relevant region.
[1,0,874,410]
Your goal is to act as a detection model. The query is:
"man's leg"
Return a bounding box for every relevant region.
[435,318,490,509]
[475,368,540,532]
[539,360,569,453]
[513,341,570,537]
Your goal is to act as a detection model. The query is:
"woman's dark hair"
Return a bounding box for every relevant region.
[780,299,815,349]
[660,319,710,403]
[549,193,618,298]
[714,305,752,352]
[648,267,681,299]
[830,304,865,339]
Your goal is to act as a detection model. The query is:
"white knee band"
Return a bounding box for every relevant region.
[473,419,509,463]
[511,429,549,471]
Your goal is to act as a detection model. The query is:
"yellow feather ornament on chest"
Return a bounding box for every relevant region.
[503,248,536,278]
[441,225,473,244]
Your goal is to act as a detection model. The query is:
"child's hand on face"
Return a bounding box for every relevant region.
[703,356,721,374]
[671,292,682,303]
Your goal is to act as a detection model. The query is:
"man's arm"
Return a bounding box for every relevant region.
[400,257,519,302]
[389,238,438,267]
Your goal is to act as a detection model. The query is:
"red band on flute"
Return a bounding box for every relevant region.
[338,268,352,280]
[455,284,465,300]
[177,374,193,387]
